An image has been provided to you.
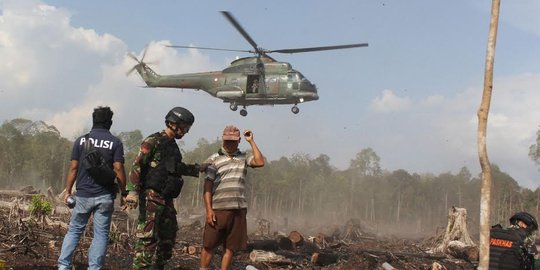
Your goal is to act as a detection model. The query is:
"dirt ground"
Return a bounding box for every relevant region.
[0,203,477,270]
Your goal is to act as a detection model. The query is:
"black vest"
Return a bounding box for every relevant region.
[489,224,534,270]
[143,133,184,199]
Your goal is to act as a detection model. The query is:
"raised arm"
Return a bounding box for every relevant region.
[244,130,264,167]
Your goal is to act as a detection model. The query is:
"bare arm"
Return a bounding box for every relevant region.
[64,160,78,203]
[244,130,264,167]
[113,161,127,194]
[203,180,216,226]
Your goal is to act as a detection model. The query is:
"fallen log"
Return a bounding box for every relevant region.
[277,235,293,250]
[274,250,306,261]
[356,249,447,260]
[249,250,289,263]
[247,239,279,251]
[188,245,201,255]
[298,241,319,254]
[288,230,304,248]
[311,251,339,266]
[447,240,479,262]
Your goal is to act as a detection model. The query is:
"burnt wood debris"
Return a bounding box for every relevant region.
[0,186,486,269]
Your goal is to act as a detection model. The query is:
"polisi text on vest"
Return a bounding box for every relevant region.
[79,137,114,150]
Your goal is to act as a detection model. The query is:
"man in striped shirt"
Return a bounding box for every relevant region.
[199,125,264,270]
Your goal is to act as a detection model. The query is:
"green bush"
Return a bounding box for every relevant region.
[29,195,52,217]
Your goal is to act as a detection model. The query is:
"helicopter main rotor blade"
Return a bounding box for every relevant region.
[126,66,137,76]
[141,44,149,62]
[167,45,252,54]
[221,11,261,54]
[127,53,141,63]
[269,43,369,54]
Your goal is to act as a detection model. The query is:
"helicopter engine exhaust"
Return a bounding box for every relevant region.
[216,90,243,99]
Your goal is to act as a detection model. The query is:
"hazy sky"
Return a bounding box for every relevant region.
[1,0,539,189]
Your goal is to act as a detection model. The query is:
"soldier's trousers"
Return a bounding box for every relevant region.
[132,190,178,269]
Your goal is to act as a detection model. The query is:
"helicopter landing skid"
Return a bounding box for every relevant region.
[231,103,299,116]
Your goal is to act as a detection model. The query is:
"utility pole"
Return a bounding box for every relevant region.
[477,0,500,269]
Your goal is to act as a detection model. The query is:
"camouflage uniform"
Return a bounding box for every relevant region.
[509,225,536,247]
[508,224,538,257]
[129,131,199,269]
[132,189,177,269]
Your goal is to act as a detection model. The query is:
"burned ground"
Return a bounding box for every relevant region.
[0,196,477,270]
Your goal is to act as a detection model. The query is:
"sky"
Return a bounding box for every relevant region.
[1,0,539,189]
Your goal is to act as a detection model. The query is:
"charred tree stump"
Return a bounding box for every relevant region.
[340,218,364,242]
[432,207,478,261]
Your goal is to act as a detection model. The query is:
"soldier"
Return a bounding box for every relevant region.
[509,212,538,255]
[490,211,538,269]
[250,79,258,94]
[124,107,201,270]
[199,125,265,270]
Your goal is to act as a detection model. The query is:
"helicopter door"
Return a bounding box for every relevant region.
[246,75,260,94]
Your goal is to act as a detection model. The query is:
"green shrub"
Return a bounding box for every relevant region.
[29,195,52,217]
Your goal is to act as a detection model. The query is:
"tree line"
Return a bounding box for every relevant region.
[1,118,539,233]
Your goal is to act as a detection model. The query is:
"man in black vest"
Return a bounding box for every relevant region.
[58,106,127,270]
[490,211,538,270]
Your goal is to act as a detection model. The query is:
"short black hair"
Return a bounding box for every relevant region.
[92,106,113,129]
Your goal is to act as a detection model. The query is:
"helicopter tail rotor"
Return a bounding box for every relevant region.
[126,53,142,76]
[126,45,159,77]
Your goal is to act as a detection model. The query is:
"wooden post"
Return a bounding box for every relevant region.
[477,0,500,269]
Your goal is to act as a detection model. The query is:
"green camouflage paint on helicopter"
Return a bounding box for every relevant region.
[127,11,367,117]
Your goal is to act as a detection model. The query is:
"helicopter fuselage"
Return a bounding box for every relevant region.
[134,56,319,108]
[129,11,366,116]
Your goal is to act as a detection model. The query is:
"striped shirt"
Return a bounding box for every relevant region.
[205,149,254,210]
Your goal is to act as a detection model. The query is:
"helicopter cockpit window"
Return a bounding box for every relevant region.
[287,74,293,81]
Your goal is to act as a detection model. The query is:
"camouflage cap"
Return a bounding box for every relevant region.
[222,125,240,141]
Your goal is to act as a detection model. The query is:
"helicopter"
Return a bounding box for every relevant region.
[127,11,368,116]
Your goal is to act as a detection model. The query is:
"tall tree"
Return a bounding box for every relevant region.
[349,148,382,177]
[477,0,500,268]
